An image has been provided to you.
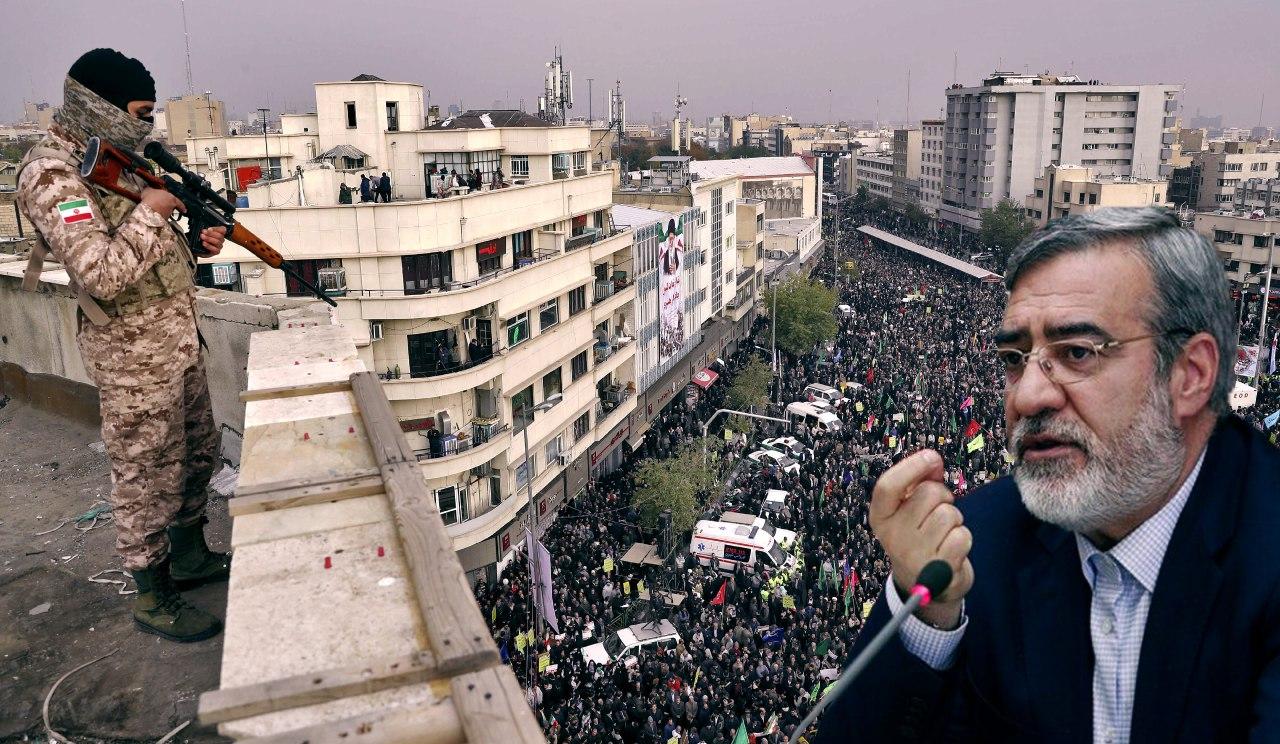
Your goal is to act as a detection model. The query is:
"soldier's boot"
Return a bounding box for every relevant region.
[131,561,223,643]
[168,517,231,588]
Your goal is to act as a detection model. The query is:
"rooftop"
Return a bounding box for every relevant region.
[611,204,672,229]
[765,217,821,237]
[689,156,814,180]
[427,110,554,130]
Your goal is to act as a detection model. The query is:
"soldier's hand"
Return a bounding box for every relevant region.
[868,448,974,630]
[200,227,226,256]
[141,187,184,217]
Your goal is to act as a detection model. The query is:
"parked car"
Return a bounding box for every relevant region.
[761,436,813,461]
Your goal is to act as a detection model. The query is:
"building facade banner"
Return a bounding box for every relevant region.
[658,216,685,365]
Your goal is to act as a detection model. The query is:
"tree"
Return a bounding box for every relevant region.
[870,195,891,215]
[620,140,654,172]
[717,144,771,160]
[979,198,1034,266]
[764,276,839,358]
[854,185,869,207]
[903,201,928,232]
[632,440,719,535]
[726,359,773,412]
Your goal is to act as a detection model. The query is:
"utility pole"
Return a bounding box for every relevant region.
[258,107,271,180]
[179,0,194,94]
[1255,227,1275,387]
[587,78,594,125]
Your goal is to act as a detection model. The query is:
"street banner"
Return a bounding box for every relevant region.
[603,557,614,573]
[1230,380,1258,410]
[526,528,559,633]
[1265,409,1280,429]
[539,653,550,673]
[763,627,785,646]
[711,580,727,606]
[658,216,685,364]
[1235,345,1259,377]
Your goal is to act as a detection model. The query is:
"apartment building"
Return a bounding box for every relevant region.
[856,151,895,201]
[1235,178,1280,217]
[161,92,227,148]
[1191,140,1280,210]
[939,72,1180,231]
[919,119,945,218]
[689,156,821,220]
[188,75,635,581]
[1194,213,1278,284]
[890,128,923,212]
[1023,164,1169,228]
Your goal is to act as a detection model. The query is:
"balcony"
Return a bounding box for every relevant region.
[413,421,511,480]
[567,226,616,252]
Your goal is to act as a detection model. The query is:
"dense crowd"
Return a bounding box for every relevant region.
[471,204,1279,743]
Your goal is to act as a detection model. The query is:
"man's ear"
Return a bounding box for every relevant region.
[1169,332,1218,420]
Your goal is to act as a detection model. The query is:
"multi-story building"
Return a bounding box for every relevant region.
[1022,164,1169,228]
[919,119,945,218]
[186,75,636,582]
[939,72,1180,231]
[161,92,227,148]
[891,128,923,212]
[835,153,857,194]
[856,151,895,201]
[1193,213,1278,284]
[1235,178,1280,217]
[1190,140,1280,210]
[21,101,57,130]
[689,156,821,220]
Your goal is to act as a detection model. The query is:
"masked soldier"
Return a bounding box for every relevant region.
[16,49,230,642]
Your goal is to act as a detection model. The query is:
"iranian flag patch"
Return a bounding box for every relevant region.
[56,199,94,224]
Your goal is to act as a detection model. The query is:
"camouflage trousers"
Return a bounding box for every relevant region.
[97,358,218,570]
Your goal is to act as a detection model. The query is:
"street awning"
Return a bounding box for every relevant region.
[692,368,719,390]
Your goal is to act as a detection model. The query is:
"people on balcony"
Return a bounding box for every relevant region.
[377,172,392,202]
[359,174,373,203]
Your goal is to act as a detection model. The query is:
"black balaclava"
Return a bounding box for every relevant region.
[55,48,156,150]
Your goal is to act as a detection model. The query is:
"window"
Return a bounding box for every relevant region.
[573,412,590,442]
[539,298,559,330]
[402,252,453,294]
[512,230,534,262]
[1255,235,1271,248]
[543,367,563,399]
[723,545,751,562]
[506,312,530,348]
[573,152,586,173]
[407,330,456,376]
[515,459,533,491]
[1088,193,1098,205]
[1079,193,1086,205]
[512,386,534,432]
[510,155,530,178]
[569,285,587,315]
[345,102,357,128]
[545,434,563,467]
[429,150,502,184]
[287,259,338,297]
[435,486,467,526]
[477,238,505,274]
[1035,189,1044,198]
[552,153,571,179]
[572,350,591,381]
[386,101,399,132]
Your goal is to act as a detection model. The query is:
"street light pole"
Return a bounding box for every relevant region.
[1238,272,1260,341]
[700,407,791,467]
[770,281,779,407]
[521,392,562,642]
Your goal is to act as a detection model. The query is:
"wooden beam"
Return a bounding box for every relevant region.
[234,700,464,744]
[450,667,545,744]
[229,471,384,517]
[240,378,353,403]
[198,648,492,726]
[348,372,500,670]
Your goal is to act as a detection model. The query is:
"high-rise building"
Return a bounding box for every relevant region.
[938,72,1180,231]
[21,101,57,129]
[856,151,894,201]
[919,119,945,218]
[890,128,922,212]
[161,92,227,148]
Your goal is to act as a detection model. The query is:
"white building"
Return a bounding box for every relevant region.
[939,72,1180,231]
[920,119,945,217]
[856,151,895,201]
[187,75,636,581]
[689,156,821,220]
[1193,212,1279,284]
[1023,164,1169,228]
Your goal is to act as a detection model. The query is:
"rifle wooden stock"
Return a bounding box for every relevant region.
[227,223,287,268]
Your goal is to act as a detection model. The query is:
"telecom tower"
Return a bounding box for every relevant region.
[673,89,689,155]
[538,48,573,126]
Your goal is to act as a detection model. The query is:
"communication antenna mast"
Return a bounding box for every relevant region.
[539,47,573,125]
[673,87,689,155]
[180,0,194,94]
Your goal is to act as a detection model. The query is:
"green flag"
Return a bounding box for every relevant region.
[816,638,830,658]
[734,722,749,744]
[843,583,854,616]
[810,681,821,702]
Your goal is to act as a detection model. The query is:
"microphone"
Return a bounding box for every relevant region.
[787,560,954,744]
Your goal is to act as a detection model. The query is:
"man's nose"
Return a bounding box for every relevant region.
[1009,358,1066,420]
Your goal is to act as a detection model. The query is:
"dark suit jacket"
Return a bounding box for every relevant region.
[815,416,1280,743]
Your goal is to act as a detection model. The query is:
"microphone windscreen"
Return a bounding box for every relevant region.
[917,560,954,597]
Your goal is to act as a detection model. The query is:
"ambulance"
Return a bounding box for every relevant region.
[689,520,796,574]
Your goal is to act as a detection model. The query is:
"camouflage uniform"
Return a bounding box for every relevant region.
[17,78,218,572]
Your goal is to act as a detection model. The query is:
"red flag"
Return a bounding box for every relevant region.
[963,420,981,440]
[866,368,876,384]
[711,580,727,606]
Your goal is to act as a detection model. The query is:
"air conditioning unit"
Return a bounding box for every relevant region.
[317,266,347,295]
[461,316,473,332]
[437,411,452,436]
[556,453,570,467]
[369,321,384,341]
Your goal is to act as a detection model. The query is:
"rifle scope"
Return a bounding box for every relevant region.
[143,141,237,214]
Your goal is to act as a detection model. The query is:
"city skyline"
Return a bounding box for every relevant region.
[1,0,1277,129]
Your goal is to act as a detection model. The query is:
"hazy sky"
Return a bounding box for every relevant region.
[3,0,1276,128]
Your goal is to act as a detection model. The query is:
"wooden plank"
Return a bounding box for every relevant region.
[248,325,357,372]
[199,648,491,726]
[348,372,499,670]
[241,378,353,403]
[244,391,359,429]
[231,495,390,549]
[239,413,375,489]
[234,699,463,744]
[450,667,544,744]
[247,358,365,394]
[229,471,384,517]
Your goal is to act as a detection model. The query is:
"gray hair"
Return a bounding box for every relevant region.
[1004,207,1236,416]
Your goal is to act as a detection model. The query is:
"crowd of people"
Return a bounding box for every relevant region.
[471,204,1024,743]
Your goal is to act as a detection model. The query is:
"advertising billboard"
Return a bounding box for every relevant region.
[658,216,685,364]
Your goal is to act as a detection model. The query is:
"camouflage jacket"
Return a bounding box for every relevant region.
[17,127,200,387]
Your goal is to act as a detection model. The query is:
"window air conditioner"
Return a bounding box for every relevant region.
[369,321,384,341]
[461,316,474,332]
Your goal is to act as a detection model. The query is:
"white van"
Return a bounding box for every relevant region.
[690,520,796,575]
[803,383,844,408]
[580,619,681,666]
[786,402,843,433]
[719,509,797,549]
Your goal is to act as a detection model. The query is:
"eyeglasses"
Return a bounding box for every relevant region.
[994,330,1191,386]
